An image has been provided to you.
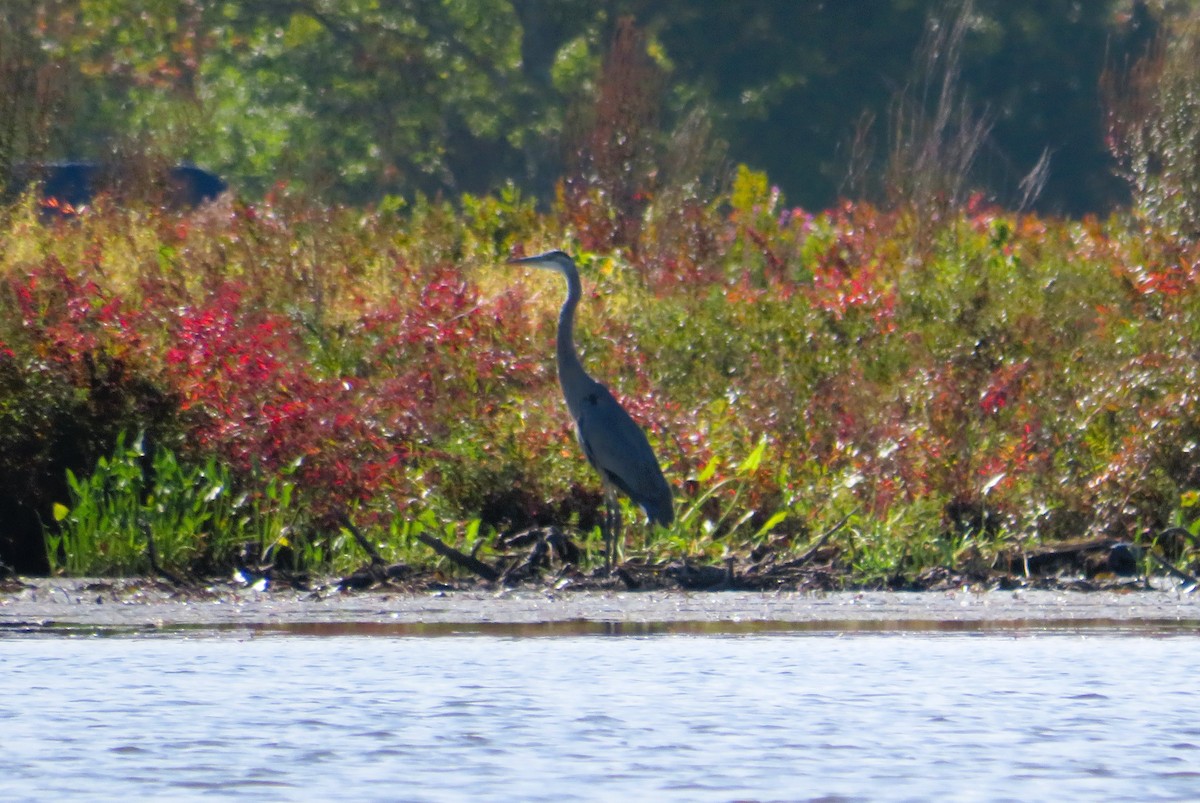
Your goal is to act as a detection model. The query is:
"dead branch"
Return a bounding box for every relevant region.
[414,532,500,583]
[778,511,855,570]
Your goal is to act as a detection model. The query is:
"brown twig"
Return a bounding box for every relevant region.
[413,532,500,583]
[1146,547,1200,589]
[778,510,855,570]
[335,511,386,566]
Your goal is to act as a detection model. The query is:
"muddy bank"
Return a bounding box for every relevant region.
[2,576,1199,634]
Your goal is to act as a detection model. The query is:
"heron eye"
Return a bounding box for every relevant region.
[586,393,599,405]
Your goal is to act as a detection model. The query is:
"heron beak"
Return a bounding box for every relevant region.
[507,253,545,265]
[506,250,571,274]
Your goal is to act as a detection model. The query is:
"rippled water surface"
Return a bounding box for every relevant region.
[3,629,1200,801]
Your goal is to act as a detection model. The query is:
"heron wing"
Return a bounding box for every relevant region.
[574,385,674,526]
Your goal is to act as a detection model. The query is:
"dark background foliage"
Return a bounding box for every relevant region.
[0,0,1159,214]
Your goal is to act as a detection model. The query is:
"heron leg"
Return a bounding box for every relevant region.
[603,487,622,572]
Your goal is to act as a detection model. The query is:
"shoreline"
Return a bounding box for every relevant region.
[3,577,1200,634]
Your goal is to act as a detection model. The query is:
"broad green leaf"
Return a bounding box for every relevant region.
[738,437,768,476]
[754,510,789,539]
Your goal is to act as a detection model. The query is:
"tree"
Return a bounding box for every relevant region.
[8,0,1147,213]
[642,0,1127,214]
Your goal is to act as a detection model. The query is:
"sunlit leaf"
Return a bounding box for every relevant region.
[697,456,720,484]
[754,510,789,539]
[982,473,1007,496]
[737,437,768,476]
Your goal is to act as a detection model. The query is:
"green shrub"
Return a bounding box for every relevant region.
[4,171,1200,582]
[46,431,306,576]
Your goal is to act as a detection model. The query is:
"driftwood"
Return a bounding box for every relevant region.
[776,511,855,570]
[331,506,1200,593]
[396,513,856,591]
[336,513,386,567]
[997,536,1126,577]
[993,533,1200,590]
[1145,548,1200,587]
[413,532,500,582]
[337,515,502,583]
[497,527,579,585]
[335,512,422,589]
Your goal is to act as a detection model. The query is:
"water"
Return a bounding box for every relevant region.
[3,629,1200,802]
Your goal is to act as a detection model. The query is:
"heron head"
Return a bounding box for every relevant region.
[506,250,577,275]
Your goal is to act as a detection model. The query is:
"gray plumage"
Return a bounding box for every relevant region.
[507,250,673,568]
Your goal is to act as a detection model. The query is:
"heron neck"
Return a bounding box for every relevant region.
[556,268,593,408]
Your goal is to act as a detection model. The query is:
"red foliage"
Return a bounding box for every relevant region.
[161,282,401,505]
[8,256,144,379]
[979,361,1029,416]
[805,204,898,332]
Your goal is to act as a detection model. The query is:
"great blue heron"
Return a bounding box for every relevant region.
[508,250,673,570]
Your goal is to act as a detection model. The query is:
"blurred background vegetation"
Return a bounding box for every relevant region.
[0,0,1175,215]
[8,0,1200,584]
